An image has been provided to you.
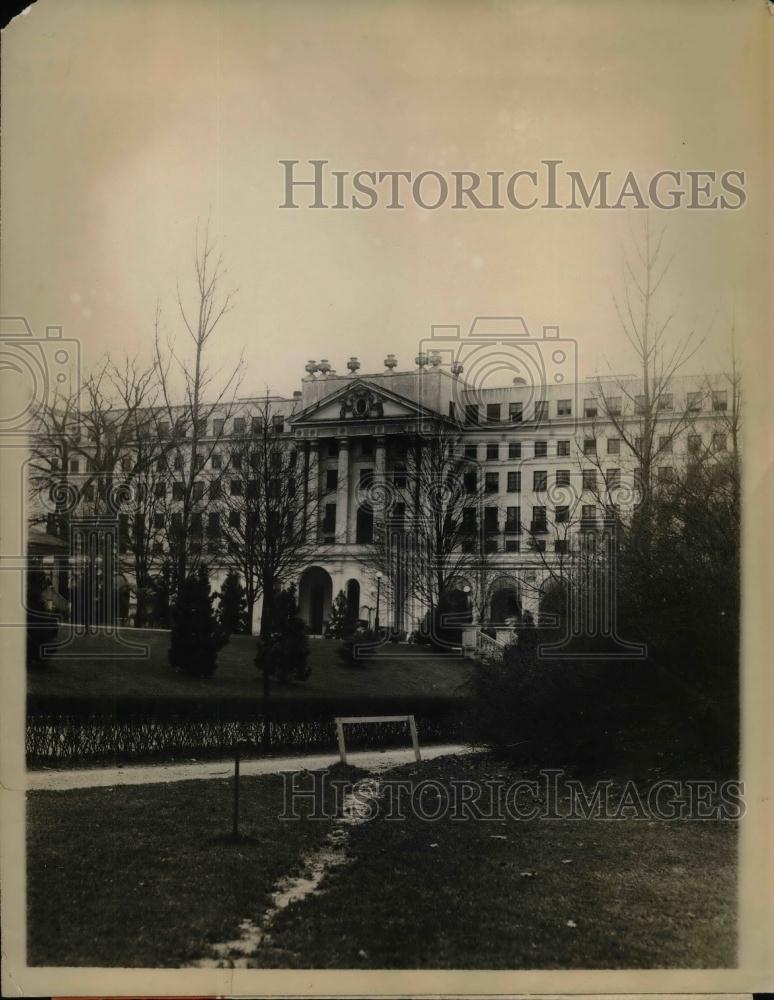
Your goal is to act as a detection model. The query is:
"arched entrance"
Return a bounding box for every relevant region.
[346,578,360,618]
[298,566,333,634]
[436,586,472,643]
[489,579,521,624]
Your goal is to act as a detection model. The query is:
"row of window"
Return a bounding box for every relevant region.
[467,390,729,424]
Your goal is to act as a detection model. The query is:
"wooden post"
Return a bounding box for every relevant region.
[336,719,347,765]
[233,746,241,838]
[408,715,421,762]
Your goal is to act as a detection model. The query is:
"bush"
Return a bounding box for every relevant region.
[339,626,375,668]
[218,569,248,635]
[255,584,310,684]
[168,567,228,678]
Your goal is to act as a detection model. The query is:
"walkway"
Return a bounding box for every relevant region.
[27,742,475,792]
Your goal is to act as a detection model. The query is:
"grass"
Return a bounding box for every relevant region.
[27,765,361,967]
[27,753,737,969]
[28,628,473,703]
[260,754,737,969]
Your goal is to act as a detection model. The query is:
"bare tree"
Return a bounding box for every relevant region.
[218,397,324,643]
[152,225,243,595]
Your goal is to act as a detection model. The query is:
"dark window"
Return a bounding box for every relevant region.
[356,505,374,544]
[659,435,672,453]
[485,472,499,494]
[69,459,79,474]
[465,444,478,460]
[607,437,620,455]
[272,414,284,433]
[606,468,620,487]
[555,539,569,554]
[158,421,170,439]
[555,505,569,524]
[658,393,673,411]
[534,400,549,423]
[557,399,572,416]
[191,513,203,536]
[321,504,336,534]
[712,433,727,451]
[393,466,407,488]
[465,404,479,425]
[359,467,373,487]
[584,398,598,418]
[173,454,183,471]
[484,507,499,533]
[583,438,596,455]
[509,401,523,423]
[505,506,520,532]
[507,470,521,492]
[153,513,165,530]
[582,469,597,490]
[486,442,499,461]
[556,469,570,487]
[688,434,702,455]
[532,538,546,553]
[486,403,501,424]
[484,537,498,554]
[508,441,521,459]
[533,470,547,491]
[607,396,622,416]
[360,438,374,458]
[172,482,184,501]
[212,418,225,435]
[534,440,547,458]
[712,391,728,412]
[634,395,647,414]
[557,440,570,456]
[233,417,246,435]
[230,479,243,496]
[328,441,339,458]
[531,506,547,532]
[505,539,520,553]
[464,471,478,493]
[211,452,222,469]
[326,469,338,491]
[687,392,702,412]
[155,482,166,499]
[229,510,241,529]
[461,508,477,534]
[658,466,675,482]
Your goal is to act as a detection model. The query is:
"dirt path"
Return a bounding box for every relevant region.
[27,743,475,792]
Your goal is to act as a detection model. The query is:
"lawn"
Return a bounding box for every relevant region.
[27,753,737,969]
[28,627,473,703]
[27,765,361,967]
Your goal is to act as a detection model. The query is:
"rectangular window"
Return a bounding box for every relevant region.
[153,513,164,530]
[584,398,598,418]
[557,440,570,457]
[191,513,203,536]
[359,467,374,487]
[322,503,336,534]
[69,459,80,474]
[557,399,572,416]
[465,404,479,425]
[556,469,570,486]
[461,508,477,534]
[534,440,547,458]
[230,452,242,471]
[581,504,596,523]
[251,416,262,434]
[607,437,620,455]
[172,482,184,501]
[583,438,596,455]
[196,418,208,437]
[207,512,220,536]
[360,438,374,458]
[505,506,520,532]
[659,435,672,453]
[508,441,521,459]
[83,484,94,502]
[158,421,170,439]
[606,396,622,416]
[555,539,569,554]
[505,539,520,553]
[193,481,205,501]
[688,434,702,455]
[533,470,547,492]
[486,403,501,424]
[507,470,521,492]
[393,466,407,488]
[582,469,597,490]
[712,433,727,452]
[230,479,243,496]
[326,469,338,491]
[687,392,702,412]
[635,395,647,414]
[634,437,643,453]
[606,468,621,488]
[327,441,339,458]
[173,454,183,471]
[534,400,549,423]
[658,466,675,482]
[356,505,374,543]
[509,401,523,423]
[555,505,569,524]
[485,472,499,494]
[464,471,478,493]
[154,482,166,499]
[233,417,246,435]
[484,537,498,554]
[484,506,499,533]
[229,510,241,529]
[532,538,546,553]
[531,505,547,532]
[210,479,221,500]
[211,452,222,469]
[465,443,478,459]
[658,393,673,411]
[486,442,499,461]
[712,390,728,412]
[272,414,284,433]
[212,417,224,436]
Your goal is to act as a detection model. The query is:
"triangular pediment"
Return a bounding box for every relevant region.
[291,378,444,426]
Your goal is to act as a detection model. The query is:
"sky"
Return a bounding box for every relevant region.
[1,0,768,400]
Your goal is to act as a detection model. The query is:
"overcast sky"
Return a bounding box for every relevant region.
[1,0,767,399]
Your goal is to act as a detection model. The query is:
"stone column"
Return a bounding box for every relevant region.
[335,438,350,544]
[303,439,319,542]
